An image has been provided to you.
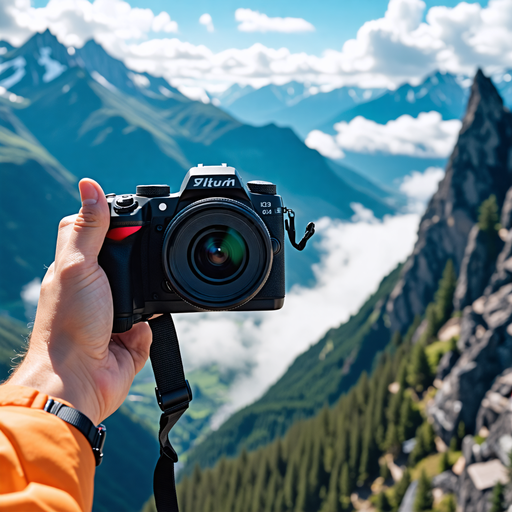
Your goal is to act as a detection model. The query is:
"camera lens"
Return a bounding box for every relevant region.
[191,228,247,283]
[162,198,273,311]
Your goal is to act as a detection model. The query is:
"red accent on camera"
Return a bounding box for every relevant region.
[106,226,142,241]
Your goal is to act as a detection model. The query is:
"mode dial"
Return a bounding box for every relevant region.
[136,185,170,198]
[247,181,276,195]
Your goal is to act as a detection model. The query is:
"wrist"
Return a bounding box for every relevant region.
[9,350,101,425]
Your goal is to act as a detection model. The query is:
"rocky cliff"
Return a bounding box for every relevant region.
[386,70,512,335]
[426,149,512,511]
[430,191,512,444]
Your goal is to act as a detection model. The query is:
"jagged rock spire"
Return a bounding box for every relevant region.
[386,70,512,335]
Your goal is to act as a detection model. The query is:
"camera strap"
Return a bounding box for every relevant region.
[148,314,192,512]
[283,207,315,251]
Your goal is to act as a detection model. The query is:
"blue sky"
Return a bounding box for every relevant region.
[31,0,489,55]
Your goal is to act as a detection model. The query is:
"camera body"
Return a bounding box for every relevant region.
[99,164,285,333]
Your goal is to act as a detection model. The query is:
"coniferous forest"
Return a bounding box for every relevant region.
[143,262,461,512]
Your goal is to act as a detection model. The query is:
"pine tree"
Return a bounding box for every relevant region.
[398,394,422,442]
[408,342,433,392]
[434,259,457,329]
[393,469,411,510]
[410,421,436,465]
[444,494,456,512]
[414,470,433,512]
[479,194,500,233]
[439,451,450,473]
[490,481,505,512]
[376,490,392,512]
[451,420,466,451]
[391,331,403,347]
[381,460,391,480]
[421,260,457,342]
[339,462,351,499]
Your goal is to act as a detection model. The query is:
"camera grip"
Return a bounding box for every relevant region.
[99,238,137,333]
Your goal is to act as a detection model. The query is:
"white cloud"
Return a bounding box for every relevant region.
[199,13,214,33]
[235,8,315,33]
[1,0,177,48]
[306,112,461,160]
[305,130,345,160]
[21,277,41,321]
[176,85,210,103]
[1,0,512,90]
[174,209,420,426]
[400,166,445,212]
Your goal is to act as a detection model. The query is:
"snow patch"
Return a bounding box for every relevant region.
[38,47,66,83]
[91,71,117,92]
[128,72,150,88]
[177,85,210,103]
[0,56,26,89]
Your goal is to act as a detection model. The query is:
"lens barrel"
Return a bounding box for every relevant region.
[162,198,273,310]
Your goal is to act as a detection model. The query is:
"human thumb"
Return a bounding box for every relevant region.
[68,179,110,261]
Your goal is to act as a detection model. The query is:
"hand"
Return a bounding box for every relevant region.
[9,179,152,425]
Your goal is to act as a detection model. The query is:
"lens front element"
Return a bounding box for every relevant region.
[192,228,247,283]
[163,198,273,311]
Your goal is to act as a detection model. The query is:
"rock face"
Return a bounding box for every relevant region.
[450,374,512,512]
[430,229,512,442]
[387,70,512,335]
[453,225,503,311]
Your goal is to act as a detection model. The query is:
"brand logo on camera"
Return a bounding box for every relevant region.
[193,177,236,188]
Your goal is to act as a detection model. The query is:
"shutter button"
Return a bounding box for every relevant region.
[116,195,134,207]
[114,195,138,213]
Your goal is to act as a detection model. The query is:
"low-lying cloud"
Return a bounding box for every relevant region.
[174,207,420,426]
[400,166,445,212]
[305,112,461,159]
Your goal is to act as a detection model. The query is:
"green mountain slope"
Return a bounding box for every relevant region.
[181,264,402,474]
[0,32,397,297]
[145,258,462,512]
[0,101,79,319]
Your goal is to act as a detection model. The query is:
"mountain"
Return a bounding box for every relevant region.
[207,83,255,107]
[0,30,395,223]
[494,69,512,108]
[317,71,469,134]
[180,69,512,476]
[386,70,512,336]
[0,29,397,312]
[0,41,14,55]
[152,71,512,512]
[0,101,79,320]
[0,30,187,105]
[220,81,384,139]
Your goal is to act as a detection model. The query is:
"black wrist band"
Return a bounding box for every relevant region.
[43,398,107,466]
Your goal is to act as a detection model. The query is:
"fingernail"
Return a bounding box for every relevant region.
[80,180,98,205]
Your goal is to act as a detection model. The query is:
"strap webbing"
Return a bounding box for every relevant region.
[149,314,192,512]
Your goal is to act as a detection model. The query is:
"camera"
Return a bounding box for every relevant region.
[99,164,314,333]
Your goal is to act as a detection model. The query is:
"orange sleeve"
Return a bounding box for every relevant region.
[0,384,95,512]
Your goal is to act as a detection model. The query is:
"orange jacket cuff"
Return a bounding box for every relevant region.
[0,384,95,511]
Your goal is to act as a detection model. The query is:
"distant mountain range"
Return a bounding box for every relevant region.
[211,81,385,139]
[317,71,469,133]
[0,29,399,321]
[210,69,512,191]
